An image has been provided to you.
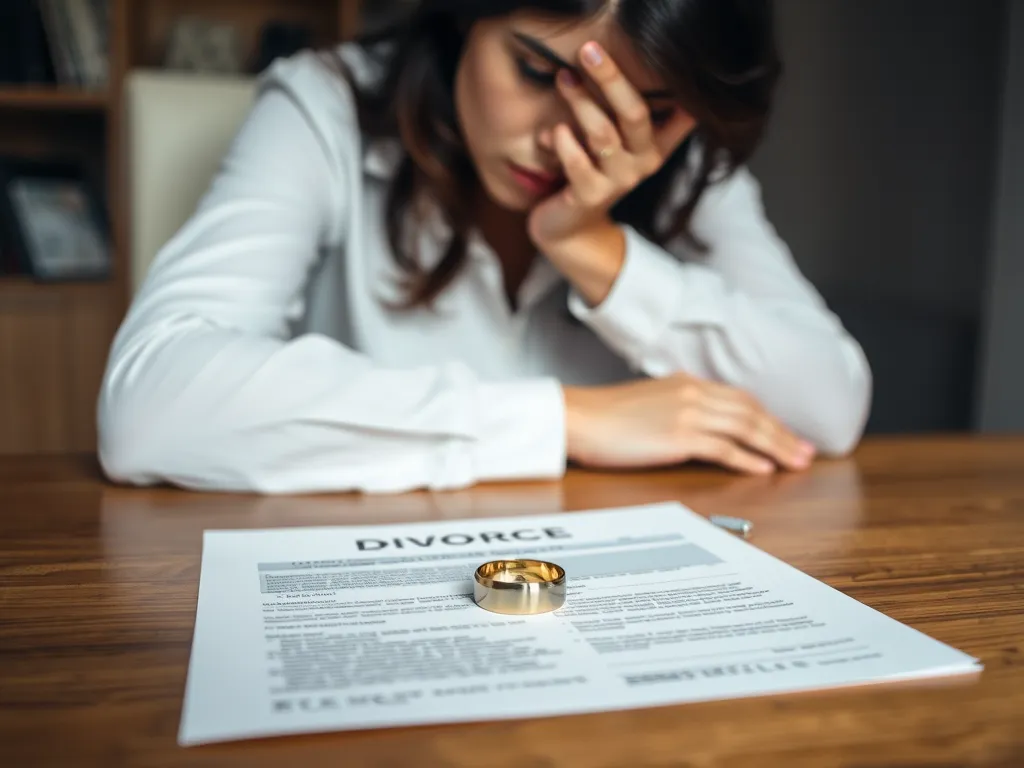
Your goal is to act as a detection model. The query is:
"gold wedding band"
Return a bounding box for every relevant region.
[473,559,567,615]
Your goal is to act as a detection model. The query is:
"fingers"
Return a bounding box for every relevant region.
[674,376,815,472]
[577,41,656,155]
[556,68,624,167]
[710,398,814,471]
[687,435,777,476]
[552,123,609,206]
[701,408,814,472]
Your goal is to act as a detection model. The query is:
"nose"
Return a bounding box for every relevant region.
[535,98,580,158]
[537,126,556,153]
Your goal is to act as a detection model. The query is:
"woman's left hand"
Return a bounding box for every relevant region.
[527,41,694,251]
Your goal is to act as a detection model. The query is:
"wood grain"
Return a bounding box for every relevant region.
[0,88,109,111]
[1,436,1022,767]
[65,292,118,452]
[0,283,118,456]
[0,293,69,453]
[109,0,132,310]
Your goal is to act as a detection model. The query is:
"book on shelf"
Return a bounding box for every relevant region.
[0,157,112,282]
[0,0,109,92]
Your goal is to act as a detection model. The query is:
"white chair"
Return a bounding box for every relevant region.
[125,70,257,294]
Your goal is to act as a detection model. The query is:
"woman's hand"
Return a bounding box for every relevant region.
[562,374,817,475]
[527,41,694,251]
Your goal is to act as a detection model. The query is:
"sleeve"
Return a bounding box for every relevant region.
[567,167,872,456]
[97,59,566,494]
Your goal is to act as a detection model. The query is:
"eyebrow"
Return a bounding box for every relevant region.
[512,32,675,99]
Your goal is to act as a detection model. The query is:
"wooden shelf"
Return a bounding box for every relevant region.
[0,88,109,112]
[0,275,115,302]
[0,0,365,456]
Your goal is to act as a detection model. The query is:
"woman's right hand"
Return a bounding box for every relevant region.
[562,374,816,475]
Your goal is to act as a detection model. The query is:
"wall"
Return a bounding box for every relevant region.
[749,0,1007,431]
[976,0,1024,431]
[752,0,1004,313]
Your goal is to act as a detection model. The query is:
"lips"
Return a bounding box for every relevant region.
[508,162,564,197]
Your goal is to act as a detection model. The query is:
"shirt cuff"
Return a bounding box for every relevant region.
[472,378,567,483]
[567,225,723,367]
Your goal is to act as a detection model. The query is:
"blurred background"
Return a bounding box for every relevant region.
[0,0,1020,457]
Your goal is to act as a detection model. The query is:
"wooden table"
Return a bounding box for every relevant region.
[2,437,1023,767]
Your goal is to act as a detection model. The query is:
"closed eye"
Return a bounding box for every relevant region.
[516,56,557,88]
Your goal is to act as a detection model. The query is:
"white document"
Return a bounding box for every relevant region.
[178,503,980,745]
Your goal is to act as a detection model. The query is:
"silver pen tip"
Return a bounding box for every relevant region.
[709,515,754,538]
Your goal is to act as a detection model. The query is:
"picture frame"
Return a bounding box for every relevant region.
[0,156,111,282]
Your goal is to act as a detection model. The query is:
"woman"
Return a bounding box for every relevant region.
[98,0,871,494]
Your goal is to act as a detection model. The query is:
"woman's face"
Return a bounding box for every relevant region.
[454,11,694,212]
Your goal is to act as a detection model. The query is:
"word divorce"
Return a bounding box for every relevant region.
[356,527,571,551]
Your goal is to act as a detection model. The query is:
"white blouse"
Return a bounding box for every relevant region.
[98,47,872,494]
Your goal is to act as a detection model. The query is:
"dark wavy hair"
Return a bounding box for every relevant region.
[339,0,782,306]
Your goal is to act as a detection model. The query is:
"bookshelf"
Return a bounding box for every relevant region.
[0,0,364,456]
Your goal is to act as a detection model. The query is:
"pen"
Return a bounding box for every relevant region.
[709,515,754,538]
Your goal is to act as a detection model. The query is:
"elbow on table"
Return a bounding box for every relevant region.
[95,356,198,488]
[812,409,868,459]
[98,402,243,491]
[97,392,170,487]
[802,358,873,459]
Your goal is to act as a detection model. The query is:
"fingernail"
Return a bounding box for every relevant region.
[755,459,775,475]
[558,68,581,88]
[800,440,816,456]
[582,42,604,67]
